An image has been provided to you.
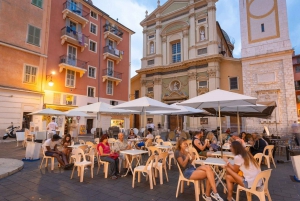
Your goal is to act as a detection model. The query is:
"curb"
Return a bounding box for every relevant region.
[0,158,24,180]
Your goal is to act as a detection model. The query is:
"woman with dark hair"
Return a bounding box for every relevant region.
[223,141,261,201]
[128,129,137,139]
[175,138,224,201]
[240,132,247,143]
[61,134,72,159]
[97,134,119,179]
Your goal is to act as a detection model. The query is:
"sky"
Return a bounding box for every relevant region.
[93,0,300,77]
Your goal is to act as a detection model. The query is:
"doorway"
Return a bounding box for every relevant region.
[169,115,183,131]
[22,112,32,129]
[86,119,93,134]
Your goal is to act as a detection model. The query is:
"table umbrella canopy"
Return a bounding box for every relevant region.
[64,110,89,117]
[112,97,179,112]
[70,102,138,114]
[178,89,257,109]
[203,101,276,118]
[28,109,65,116]
[149,103,207,115]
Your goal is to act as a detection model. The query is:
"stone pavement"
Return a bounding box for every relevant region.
[0,139,299,201]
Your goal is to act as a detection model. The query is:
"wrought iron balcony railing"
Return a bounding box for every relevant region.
[103,69,122,80]
[61,26,88,45]
[59,55,87,69]
[63,1,89,19]
[103,24,123,38]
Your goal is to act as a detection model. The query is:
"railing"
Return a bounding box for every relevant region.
[61,27,88,45]
[103,69,122,79]
[103,46,122,58]
[103,24,123,38]
[63,1,89,19]
[295,86,300,90]
[59,55,87,69]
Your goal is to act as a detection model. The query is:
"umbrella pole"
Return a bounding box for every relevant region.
[219,102,223,157]
[237,107,240,134]
[177,115,179,128]
[275,109,278,138]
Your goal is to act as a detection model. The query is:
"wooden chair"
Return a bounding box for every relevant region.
[175,162,204,201]
[236,169,272,201]
[254,153,263,167]
[153,152,169,185]
[70,148,93,182]
[132,155,156,189]
[262,145,276,168]
[39,148,55,171]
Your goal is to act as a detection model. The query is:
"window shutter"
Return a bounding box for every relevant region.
[105,39,109,46]
[78,3,82,16]
[34,28,40,46]
[32,0,38,5]
[62,94,67,105]
[37,0,43,8]
[66,18,70,27]
[78,24,82,33]
[27,26,34,44]
[73,96,77,106]
[31,67,37,83]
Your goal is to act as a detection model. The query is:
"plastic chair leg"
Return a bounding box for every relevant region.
[194,181,199,201]
[246,192,252,201]
[236,188,240,201]
[265,157,270,169]
[80,166,84,182]
[45,158,48,168]
[176,179,181,197]
[164,167,169,182]
[51,158,54,170]
[180,180,184,193]
[40,158,44,169]
[132,171,136,188]
[149,170,153,189]
[138,172,141,183]
[90,166,93,178]
[70,166,75,179]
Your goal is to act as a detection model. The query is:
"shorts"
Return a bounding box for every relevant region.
[243,179,264,191]
[45,150,56,156]
[183,166,196,179]
[137,142,145,147]
[243,179,249,188]
[198,151,207,157]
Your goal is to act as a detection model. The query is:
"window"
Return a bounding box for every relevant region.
[107,80,113,95]
[150,42,154,54]
[63,94,76,105]
[90,23,97,35]
[88,66,96,78]
[297,58,300,64]
[23,65,37,84]
[296,66,300,73]
[66,69,75,87]
[70,20,77,32]
[110,100,118,106]
[87,87,95,97]
[31,0,43,8]
[107,60,114,76]
[27,25,41,46]
[261,23,265,32]
[134,90,139,99]
[149,35,155,39]
[172,42,181,63]
[198,81,207,88]
[229,77,238,90]
[89,40,97,52]
[198,48,207,55]
[198,18,206,23]
[90,11,97,19]
[53,93,61,105]
[147,60,154,66]
[108,39,114,47]
[147,87,153,93]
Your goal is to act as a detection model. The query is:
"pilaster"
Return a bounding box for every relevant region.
[206,0,218,55]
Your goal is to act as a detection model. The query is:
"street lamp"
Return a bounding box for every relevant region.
[46,71,55,87]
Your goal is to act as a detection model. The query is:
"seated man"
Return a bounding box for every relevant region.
[137,128,154,148]
[192,130,213,157]
[42,134,71,170]
[250,133,268,156]
[231,132,246,147]
[113,133,131,173]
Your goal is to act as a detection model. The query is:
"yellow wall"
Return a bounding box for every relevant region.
[219,58,243,94]
[130,74,141,128]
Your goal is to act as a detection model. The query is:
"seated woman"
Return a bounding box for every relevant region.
[128,129,137,139]
[240,132,247,143]
[97,134,119,179]
[175,138,224,201]
[61,134,72,159]
[223,141,262,201]
[192,130,213,157]
[206,132,219,151]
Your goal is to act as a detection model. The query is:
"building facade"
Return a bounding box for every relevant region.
[0,0,51,134]
[134,0,243,131]
[239,0,297,133]
[292,54,300,121]
[43,0,134,134]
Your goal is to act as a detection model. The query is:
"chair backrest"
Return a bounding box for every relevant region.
[94,138,100,144]
[250,169,272,191]
[156,152,168,168]
[263,145,274,156]
[168,131,175,140]
[186,139,192,147]
[79,140,85,145]
[156,139,164,144]
[154,135,161,142]
[254,153,263,166]
[86,141,94,147]
[188,147,200,160]
[72,148,88,162]
[145,139,153,148]
[176,161,185,178]
[71,141,75,146]
[143,155,155,172]
[108,138,116,143]
[78,145,88,153]
[148,146,160,155]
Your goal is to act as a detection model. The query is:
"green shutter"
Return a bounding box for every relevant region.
[34,28,41,46]
[37,0,43,8]
[27,25,34,44]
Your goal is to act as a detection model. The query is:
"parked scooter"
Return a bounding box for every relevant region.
[2,122,20,140]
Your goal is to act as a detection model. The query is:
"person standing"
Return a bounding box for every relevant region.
[291,121,300,146]
[47,117,58,139]
[70,119,79,142]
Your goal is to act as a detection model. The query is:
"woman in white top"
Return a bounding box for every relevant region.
[223,141,261,201]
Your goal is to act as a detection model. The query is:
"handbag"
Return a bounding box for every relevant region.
[109,153,119,160]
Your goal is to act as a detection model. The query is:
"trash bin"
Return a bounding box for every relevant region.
[25,142,42,160]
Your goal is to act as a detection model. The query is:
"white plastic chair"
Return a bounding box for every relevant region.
[236,169,272,201]
[39,148,55,171]
[96,150,109,178]
[262,145,276,168]
[254,153,263,167]
[94,138,100,144]
[79,140,85,145]
[70,148,93,182]
[153,152,169,185]
[132,155,156,189]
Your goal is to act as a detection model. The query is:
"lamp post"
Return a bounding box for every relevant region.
[46,71,55,87]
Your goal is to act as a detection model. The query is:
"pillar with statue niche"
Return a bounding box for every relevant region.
[207,61,220,91]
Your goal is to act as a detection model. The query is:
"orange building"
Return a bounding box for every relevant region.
[293,53,300,120]
[0,0,50,133]
[44,0,134,133]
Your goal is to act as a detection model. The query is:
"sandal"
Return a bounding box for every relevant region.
[111,175,118,180]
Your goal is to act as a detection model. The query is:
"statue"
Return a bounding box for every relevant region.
[200,30,205,41]
[173,82,179,91]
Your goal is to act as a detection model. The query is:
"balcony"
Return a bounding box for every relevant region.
[295,86,300,91]
[103,24,123,44]
[61,27,88,52]
[62,1,89,27]
[103,46,123,64]
[102,69,122,85]
[59,55,87,77]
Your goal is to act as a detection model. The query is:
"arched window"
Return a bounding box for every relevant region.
[150,42,154,54]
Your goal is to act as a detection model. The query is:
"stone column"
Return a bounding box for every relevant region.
[207,61,220,91]
[183,29,189,61]
[183,116,187,130]
[188,9,196,59]
[164,115,168,130]
[143,27,147,58]
[162,36,167,65]
[206,0,218,55]
[188,72,197,98]
[155,21,162,65]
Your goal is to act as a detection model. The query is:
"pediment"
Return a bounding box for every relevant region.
[162,91,188,101]
[161,2,189,16]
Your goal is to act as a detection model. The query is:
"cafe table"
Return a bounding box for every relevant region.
[212,151,234,158]
[120,149,148,177]
[68,144,83,149]
[195,157,234,192]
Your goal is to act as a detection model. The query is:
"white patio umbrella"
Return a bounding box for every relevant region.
[178,89,257,149]
[112,97,179,136]
[64,110,89,117]
[28,108,65,116]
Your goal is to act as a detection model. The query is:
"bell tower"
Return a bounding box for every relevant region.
[239,0,297,133]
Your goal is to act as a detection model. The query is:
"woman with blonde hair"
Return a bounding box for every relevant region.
[206,132,217,143]
[223,141,261,201]
[175,138,224,201]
